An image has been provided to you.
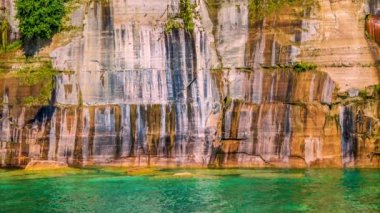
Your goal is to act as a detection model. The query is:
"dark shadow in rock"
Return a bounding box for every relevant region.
[28,106,56,124]
[368,0,380,15]
[22,38,52,57]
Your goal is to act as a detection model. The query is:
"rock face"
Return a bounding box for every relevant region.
[299,0,379,91]
[1,0,380,168]
[0,0,19,40]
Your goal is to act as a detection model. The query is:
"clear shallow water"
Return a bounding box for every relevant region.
[0,168,379,212]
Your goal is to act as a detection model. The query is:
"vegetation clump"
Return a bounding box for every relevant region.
[16,0,65,55]
[18,62,58,106]
[248,0,318,23]
[293,62,317,73]
[165,0,196,32]
[179,0,195,32]
[359,89,369,100]
[0,40,22,55]
[16,0,65,40]
[165,19,183,32]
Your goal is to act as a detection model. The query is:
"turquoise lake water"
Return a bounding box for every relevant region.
[0,168,379,212]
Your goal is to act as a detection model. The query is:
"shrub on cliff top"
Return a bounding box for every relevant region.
[166,0,196,32]
[293,62,317,73]
[16,0,65,55]
[179,0,195,32]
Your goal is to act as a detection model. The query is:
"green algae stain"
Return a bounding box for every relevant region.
[17,61,59,106]
[248,0,319,23]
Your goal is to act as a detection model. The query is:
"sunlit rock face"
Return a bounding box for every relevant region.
[49,0,219,167]
[1,0,380,168]
[45,1,220,165]
[299,0,379,91]
[220,70,335,104]
[212,70,336,167]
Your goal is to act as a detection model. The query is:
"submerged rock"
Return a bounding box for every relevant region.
[25,160,68,171]
[173,172,193,177]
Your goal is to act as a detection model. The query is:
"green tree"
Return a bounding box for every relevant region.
[16,0,64,53]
